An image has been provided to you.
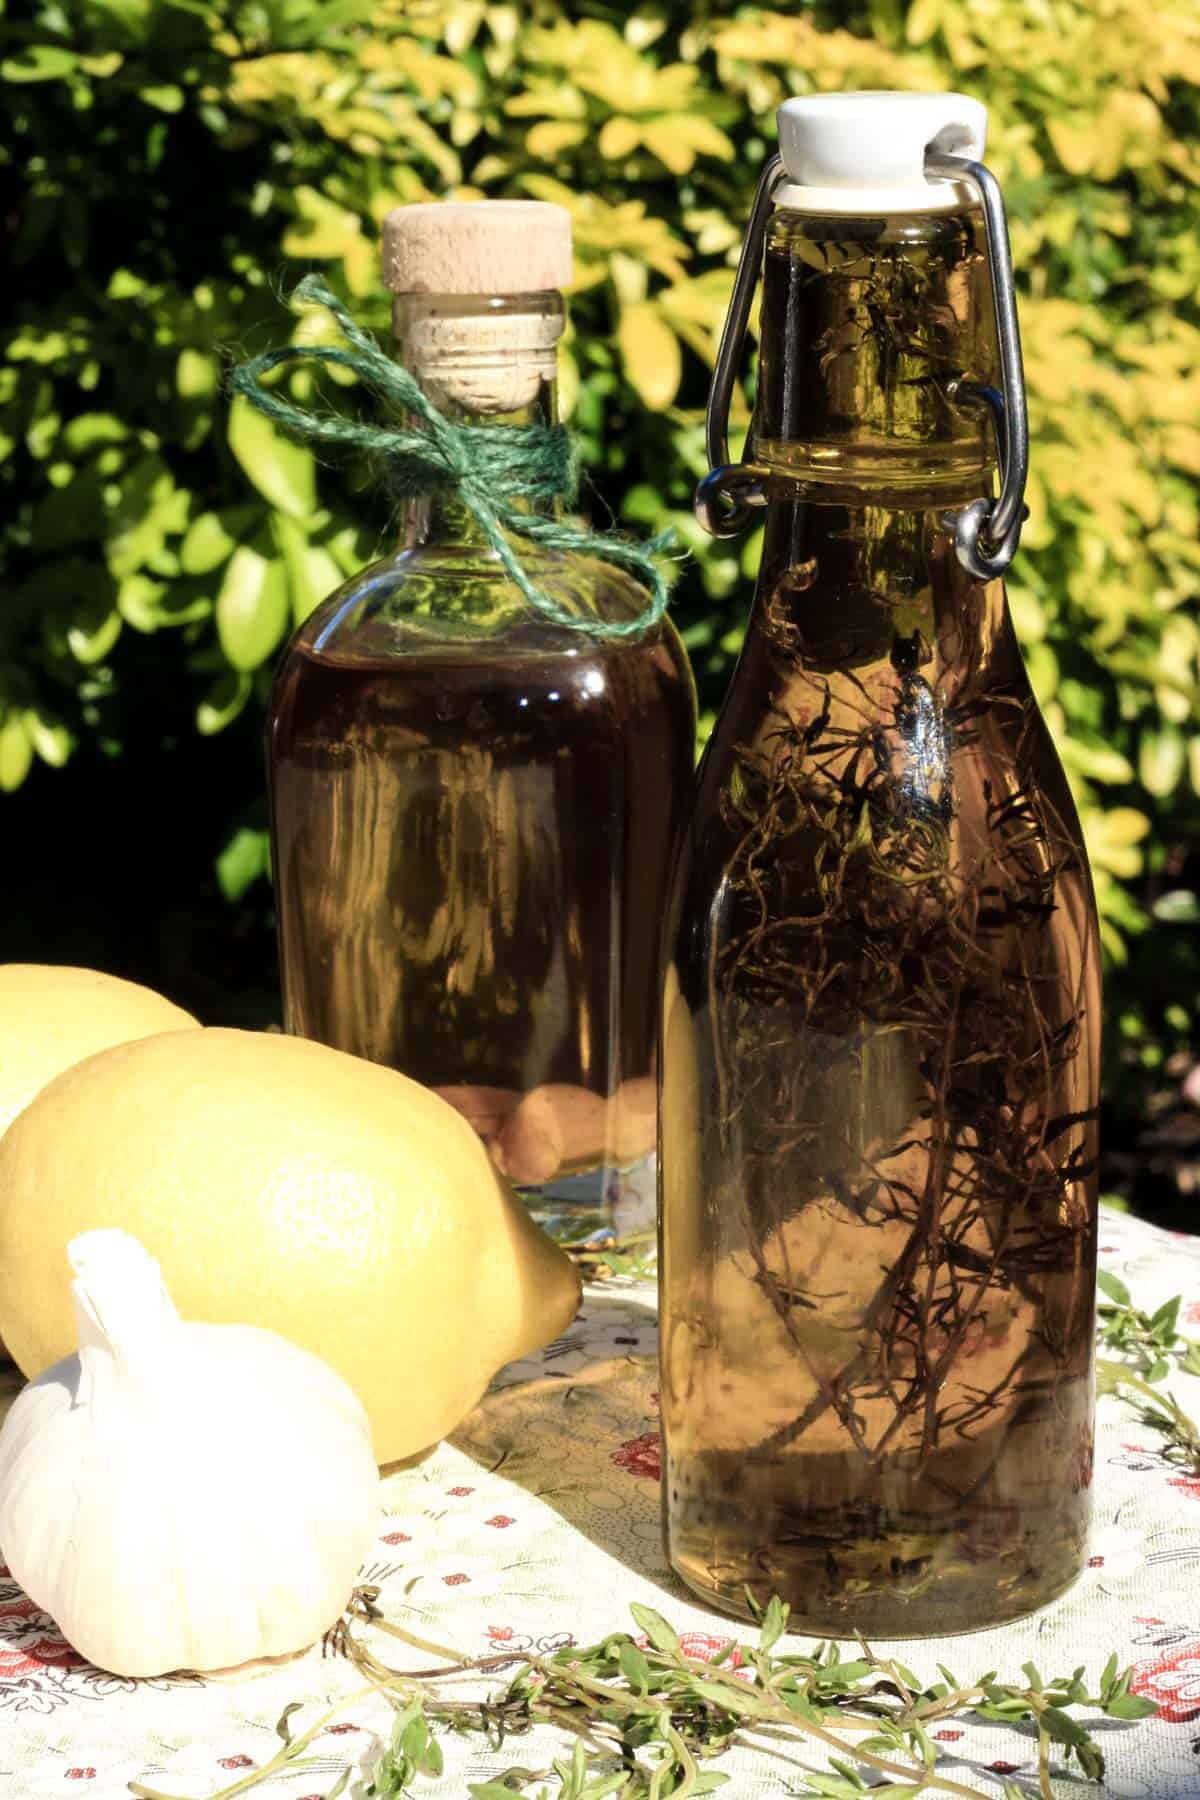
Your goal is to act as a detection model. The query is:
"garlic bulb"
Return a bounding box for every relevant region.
[0,1229,380,1677]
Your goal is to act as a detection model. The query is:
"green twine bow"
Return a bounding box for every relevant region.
[229,275,672,639]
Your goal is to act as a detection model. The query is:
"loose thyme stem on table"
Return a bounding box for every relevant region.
[1096,1269,1200,1473]
[128,1586,1155,1800]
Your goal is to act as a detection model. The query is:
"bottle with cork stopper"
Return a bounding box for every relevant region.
[266,200,697,1235]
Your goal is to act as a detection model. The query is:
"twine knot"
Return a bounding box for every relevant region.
[229,275,672,639]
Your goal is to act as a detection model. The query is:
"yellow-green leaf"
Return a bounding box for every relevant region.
[275,515,343,627]
[216,545,290,670]
[181,511,237,576]
[526,120,588,158]
[598,117,642,160]
[617,302,682,408]
[2,45,78,81]
[118,574,169,632]
[1139,725,1185,798]
[196,670,253,737]
[216,827,270,902]
[140,84,184,113]
[662,115,735,161]
[66,605,122,666]
[281,185,366,261]
[0,713,33,792]
[23,707,72,768]
[905,0,943,44]
[639,119,699,175]
[1084,806,1152,879]
[61,413,127,455]
[1061,740,1134,785]
[227,396,316,520]
[177,349,218,399]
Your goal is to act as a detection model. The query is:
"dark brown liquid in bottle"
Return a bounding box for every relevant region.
[269,611,695,1205]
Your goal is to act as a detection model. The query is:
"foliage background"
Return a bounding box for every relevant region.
[2,0,1198,1210]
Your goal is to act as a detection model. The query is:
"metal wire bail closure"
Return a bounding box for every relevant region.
[695,146,1030,580]
[693,153,782,539]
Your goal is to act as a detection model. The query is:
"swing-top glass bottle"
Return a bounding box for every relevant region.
[659,95,1101,1636]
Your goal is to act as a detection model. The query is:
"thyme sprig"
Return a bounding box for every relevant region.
[124,1266,1200,1800]
[128,1588,1154,1800]
[1096,1269,1200,1472]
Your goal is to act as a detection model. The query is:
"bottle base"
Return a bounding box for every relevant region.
[666,1520,1089,1640]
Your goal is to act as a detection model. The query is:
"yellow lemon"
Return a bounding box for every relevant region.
[0,1027,581,1464]
[0,964,197,1140]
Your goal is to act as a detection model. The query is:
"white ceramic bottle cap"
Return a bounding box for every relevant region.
[775,91,988,215]
[382,200,573,295]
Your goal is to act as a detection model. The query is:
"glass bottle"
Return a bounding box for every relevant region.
[267,202,696,1237]
[659,95,1101,1635]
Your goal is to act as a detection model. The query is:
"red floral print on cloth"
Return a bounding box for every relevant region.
[485,1624,574,1658]
[1131,1640,1200,1722]
[611,1432,661,1480]
[0,1597,46,1622]
[0,1594,85,1679]
[1183,1301,1200,1326]
[0,1637,84,1679]
[677,1633,747,1671]
[634,1631,748,1674]
[1167,1474,1200,1503]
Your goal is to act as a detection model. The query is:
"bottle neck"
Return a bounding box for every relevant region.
[753,495,1008,676]
[391,290,564,548]
[752,205,999,505]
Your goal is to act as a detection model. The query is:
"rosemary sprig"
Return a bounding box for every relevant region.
[1096,1269,1200,1471]
[128,1589,1155,1800]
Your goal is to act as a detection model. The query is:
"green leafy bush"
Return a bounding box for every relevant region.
[2,0,1198,1126]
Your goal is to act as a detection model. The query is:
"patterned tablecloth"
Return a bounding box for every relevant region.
[3,1209,1200,1799]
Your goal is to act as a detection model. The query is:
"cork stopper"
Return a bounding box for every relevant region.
[382,201,573,296]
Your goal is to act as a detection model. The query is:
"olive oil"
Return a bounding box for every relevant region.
[270,618,694,1205]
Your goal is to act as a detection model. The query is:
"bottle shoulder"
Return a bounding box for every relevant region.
[289,542,676,666]
[266,546,698,760]
[673,603,1092,935]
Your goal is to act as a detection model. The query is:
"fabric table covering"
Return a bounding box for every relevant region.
[2,1209,1200,1798]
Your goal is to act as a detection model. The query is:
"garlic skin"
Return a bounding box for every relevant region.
[0,1229,380,1678]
